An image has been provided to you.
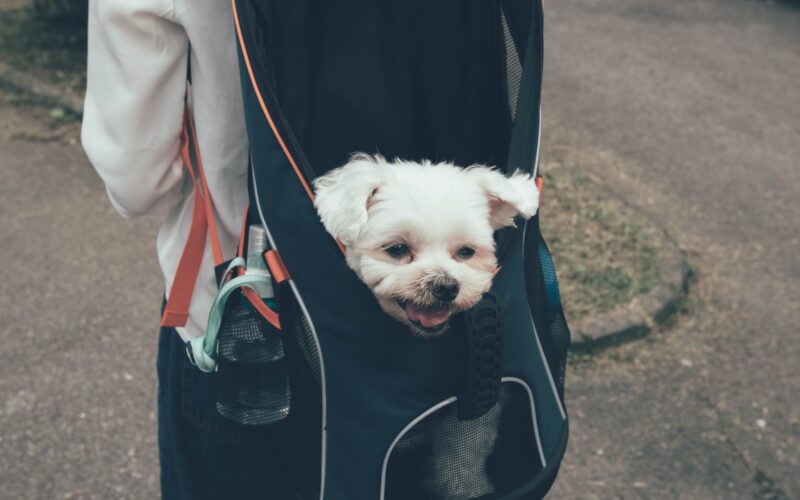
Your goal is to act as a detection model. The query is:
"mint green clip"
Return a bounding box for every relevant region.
[187,257,273,373]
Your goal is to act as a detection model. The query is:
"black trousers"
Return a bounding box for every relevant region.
[157,326,281,499]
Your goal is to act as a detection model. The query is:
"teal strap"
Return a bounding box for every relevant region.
[220,256,246,284]
[187,257,271,372]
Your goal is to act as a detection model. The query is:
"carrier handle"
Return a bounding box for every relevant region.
[458,292,504,421]
[161,107,225,327]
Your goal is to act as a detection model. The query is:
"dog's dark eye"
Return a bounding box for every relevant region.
[457,246,476,259]
[385,243,411,259]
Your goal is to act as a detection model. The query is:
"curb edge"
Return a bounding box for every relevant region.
[569,221,690,353]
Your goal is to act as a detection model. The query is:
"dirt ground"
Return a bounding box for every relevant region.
[544,0,799,498]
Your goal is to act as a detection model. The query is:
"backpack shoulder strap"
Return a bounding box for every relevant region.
[160,93,224,327]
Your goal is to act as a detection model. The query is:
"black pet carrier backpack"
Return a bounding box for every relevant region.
[162,1,571,498]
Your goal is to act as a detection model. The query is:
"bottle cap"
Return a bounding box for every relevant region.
[248,225,268,255]
[246,225,274,299]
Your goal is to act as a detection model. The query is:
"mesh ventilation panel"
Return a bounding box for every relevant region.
[289,312,322,385]
[502,9,522,122]
[217,298,285,363]
[215,293,291,425]
[384,382,542,500]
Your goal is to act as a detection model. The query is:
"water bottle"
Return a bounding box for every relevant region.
[215,225,291,425]
[244,225,277,311]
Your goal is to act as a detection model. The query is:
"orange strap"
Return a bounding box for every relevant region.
[231,207,282,330]
[243,287,281,329]
[237,206,249,259]
[264,250,291,284]
[186,108,224,265]
[161,108,224,327]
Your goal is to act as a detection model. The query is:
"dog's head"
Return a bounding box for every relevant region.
[314,153,539,335]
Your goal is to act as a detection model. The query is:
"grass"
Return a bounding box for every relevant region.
[0,2,84,140]
[540,164,661,321]
[0,2,86,97]
[0,78,81,142]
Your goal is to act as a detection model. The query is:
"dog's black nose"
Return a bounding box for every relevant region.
[431,277,460,302]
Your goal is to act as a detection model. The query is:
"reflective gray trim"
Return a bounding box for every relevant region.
[503,376,546,467]
[378,378,546,499]
[528,306,566,420]
[379,397,458,500]
[251,167,328,500]
[521,223,566,421]
[532,107,542,178]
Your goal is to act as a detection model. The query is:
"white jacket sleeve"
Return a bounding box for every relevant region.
[81,0,189,218]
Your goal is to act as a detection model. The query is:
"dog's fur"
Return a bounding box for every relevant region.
[313,154,539,496]
[313,153,539,336]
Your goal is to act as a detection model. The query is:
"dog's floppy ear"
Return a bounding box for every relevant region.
[313,153,387,246]
[469,167,539,229]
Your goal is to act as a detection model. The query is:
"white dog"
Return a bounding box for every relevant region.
[314,153,539,336]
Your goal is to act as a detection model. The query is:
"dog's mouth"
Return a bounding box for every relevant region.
[397,300,452,333]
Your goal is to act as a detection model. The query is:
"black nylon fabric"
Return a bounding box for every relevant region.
[251,0,512,176]
[233,0,568,498]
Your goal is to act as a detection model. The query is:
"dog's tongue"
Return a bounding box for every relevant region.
[404,303,450,328]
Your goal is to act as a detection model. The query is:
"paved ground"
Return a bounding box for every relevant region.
[543,0,799,498]
[0,0,798,498]
[0,111,163,497]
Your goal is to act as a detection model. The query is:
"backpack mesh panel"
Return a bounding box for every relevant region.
[217,296,285,363]
[502,9,522,122]
[289,312,322,385]
[215,293,291,425]
[384,382,542,500]
[215,359,291,425]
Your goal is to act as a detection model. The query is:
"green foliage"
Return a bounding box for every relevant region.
[0,4,87,94]
[540,168,661,321]
[32,0,87,23]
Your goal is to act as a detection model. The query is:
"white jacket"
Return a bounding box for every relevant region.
[82,0,249,341]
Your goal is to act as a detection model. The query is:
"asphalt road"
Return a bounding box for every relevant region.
[542,0,799,498]
[0,0,798,498]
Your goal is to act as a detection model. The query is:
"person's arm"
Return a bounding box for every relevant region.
[81,0,188,218]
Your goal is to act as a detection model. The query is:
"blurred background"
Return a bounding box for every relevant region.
[0,0,797,498]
